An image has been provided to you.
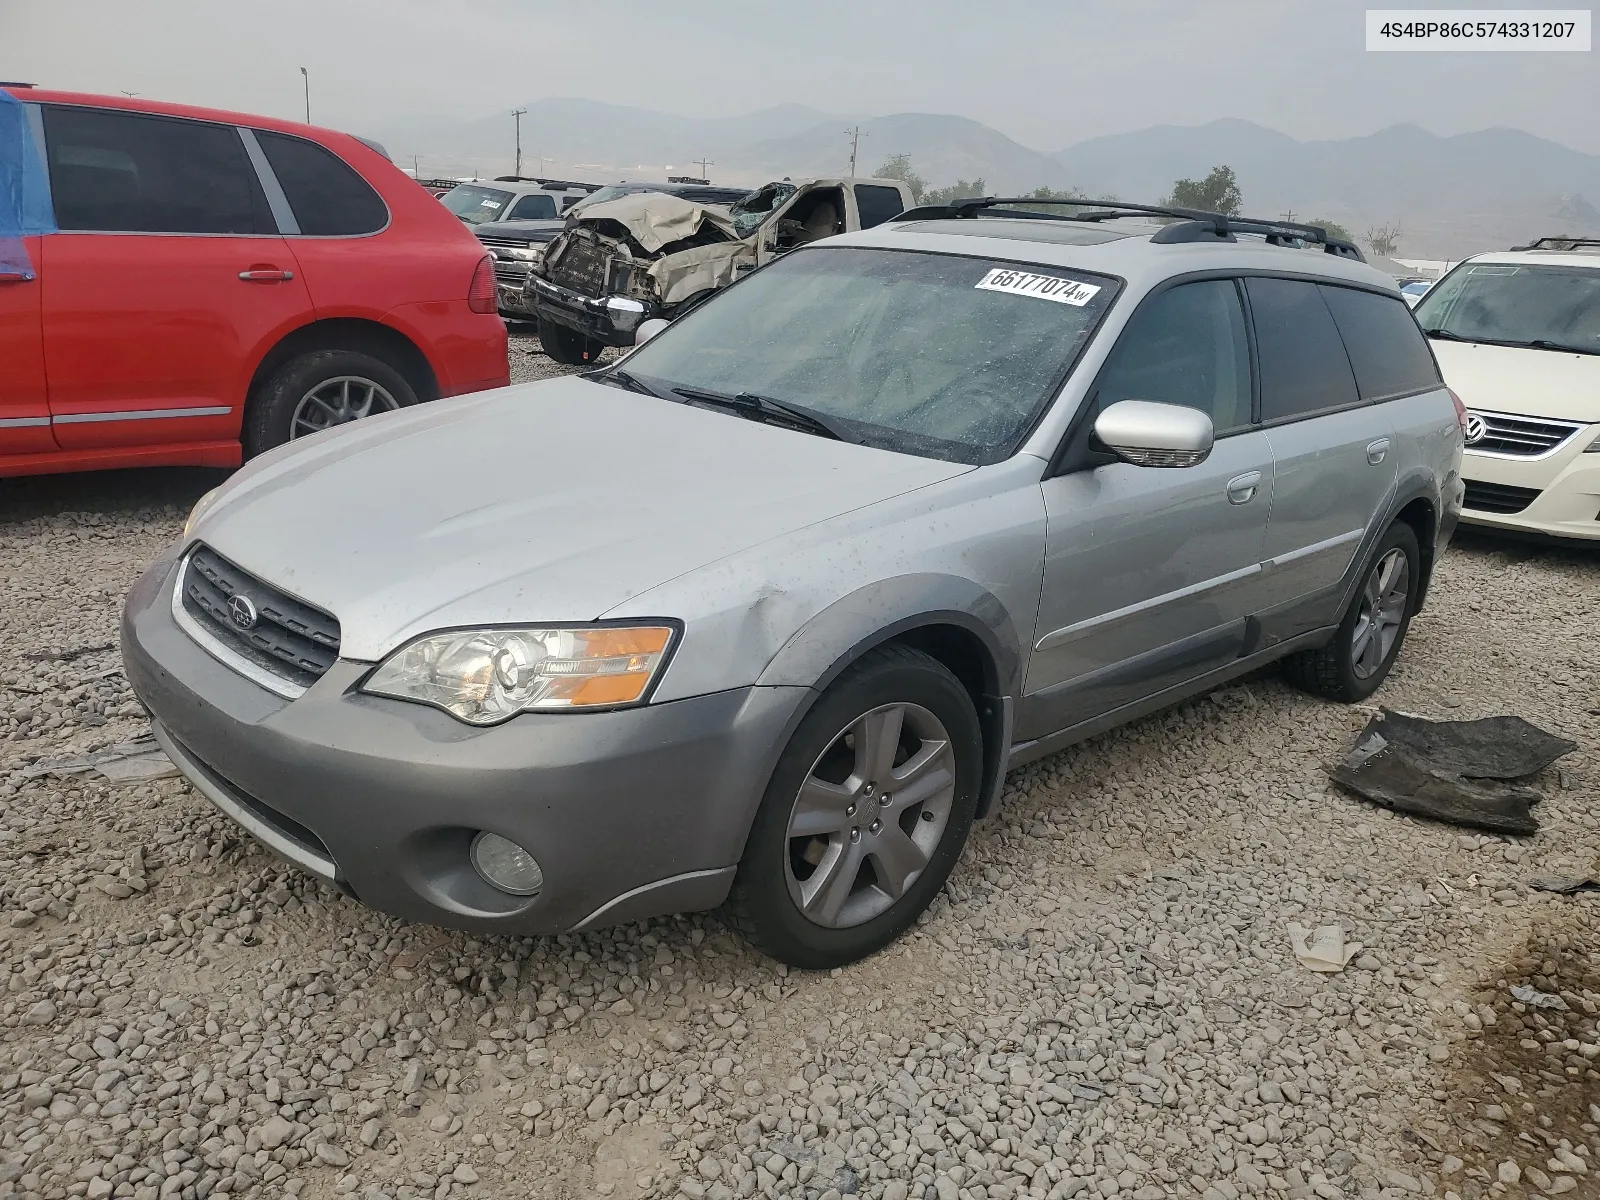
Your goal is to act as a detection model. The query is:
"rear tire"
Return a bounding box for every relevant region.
[1283,520,1420,702]
[243,349,418,459]
[538,317,605,366]
[724,644,982,969]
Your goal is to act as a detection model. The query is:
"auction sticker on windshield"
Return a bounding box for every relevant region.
[975,268,1102,306]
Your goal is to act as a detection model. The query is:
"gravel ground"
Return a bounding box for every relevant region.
[2,352,1597,1200]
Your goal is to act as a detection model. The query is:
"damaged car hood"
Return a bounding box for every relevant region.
[188,377,970,661]
[573,193,738,253]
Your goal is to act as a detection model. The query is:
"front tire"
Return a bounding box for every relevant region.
[538,317,605,366]
[725,644,982,969]
[244,349,417,459]
[1283,520,1420,702]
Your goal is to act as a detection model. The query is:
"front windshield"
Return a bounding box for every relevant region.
[441,185,514,225]
[569,185,640,214]
[619,247,1117,464]
[1413,261,1600,354]
[730,183,797,237]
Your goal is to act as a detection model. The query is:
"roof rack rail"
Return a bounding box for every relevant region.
[490,176,602,192]
[895,196,1366,261]
[1509,235,1600,252]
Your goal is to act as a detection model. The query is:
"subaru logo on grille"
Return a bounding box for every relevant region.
[228,594,259,631]
[1463,413,1489,446]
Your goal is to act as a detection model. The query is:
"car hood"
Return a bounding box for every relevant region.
[191,377,971,661]
[1432,340,1600,423]
[475,218,566,243]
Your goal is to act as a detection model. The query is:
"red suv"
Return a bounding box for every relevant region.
[0,87,508,477]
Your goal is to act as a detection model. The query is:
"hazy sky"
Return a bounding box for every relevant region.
[7,0,1599,153]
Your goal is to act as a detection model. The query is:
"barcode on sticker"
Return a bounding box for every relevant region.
[975,268,1101,305]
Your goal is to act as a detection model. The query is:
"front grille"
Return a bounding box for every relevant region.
[545,234,610,298]
[1464,410,1584,457]
[1463,480,1542,514]
[478,238,539,285]
[181,546,340,687]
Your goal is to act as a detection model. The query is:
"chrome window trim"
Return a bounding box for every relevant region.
[237,126,300,235]
[170,555,308,700]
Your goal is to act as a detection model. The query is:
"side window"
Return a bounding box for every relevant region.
[254,130,387,236]
[1319,285,1441,401]
[855,184,906,229]
[42,105,271,234]
[508,194,556,220]
[1093,280,1253,433]
[1246,277,1361,422]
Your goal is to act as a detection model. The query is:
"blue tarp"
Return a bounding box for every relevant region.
[0,88,56,278]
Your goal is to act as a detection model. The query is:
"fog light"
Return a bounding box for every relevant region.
[470,832,543,896]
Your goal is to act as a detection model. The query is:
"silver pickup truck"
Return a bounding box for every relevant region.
[527,176,915,363]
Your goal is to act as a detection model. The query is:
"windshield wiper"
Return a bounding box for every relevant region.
[670,385,853,442]
[1421,327,1471,342]
[1519,339,1599,356]
[594,367,661,397]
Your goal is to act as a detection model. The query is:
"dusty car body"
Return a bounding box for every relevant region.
[527,177,913,361]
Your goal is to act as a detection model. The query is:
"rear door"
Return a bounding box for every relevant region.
[1249,277,1398,628]
[1024,278,1274,739]
[248,129,395,315]
[38,104,311,451]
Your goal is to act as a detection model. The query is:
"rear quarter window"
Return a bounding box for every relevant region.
[255,130,388,236]
[1319,285,1440,401]
[1246,277,1361,422]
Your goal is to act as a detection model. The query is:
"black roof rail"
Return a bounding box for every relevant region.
[1509,235,1600,252]
[895,196,1366,261]
[491,176,602,192]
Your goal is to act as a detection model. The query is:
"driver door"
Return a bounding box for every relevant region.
[1020,278,1275,740]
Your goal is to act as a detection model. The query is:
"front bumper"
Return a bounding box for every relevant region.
[497,281,538,317]
[1461,441,1600,541]
[527,275,653,346]
[121,555,809,935]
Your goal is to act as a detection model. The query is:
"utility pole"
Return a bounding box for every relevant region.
[845,126,862,176]
[412,154,420,177]
[694,157,714,180]
[299,67,310,123]
[512,108,527,177]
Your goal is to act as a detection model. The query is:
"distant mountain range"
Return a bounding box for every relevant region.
[373,100,1600,257]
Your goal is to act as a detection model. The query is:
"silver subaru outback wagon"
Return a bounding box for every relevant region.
[122,201,1466,968]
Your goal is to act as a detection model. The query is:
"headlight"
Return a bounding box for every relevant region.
[184,488,220,539]
[362,625,676,724]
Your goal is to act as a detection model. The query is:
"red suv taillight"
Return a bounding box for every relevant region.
[1448,386,1469,434]
[467,255,496,315]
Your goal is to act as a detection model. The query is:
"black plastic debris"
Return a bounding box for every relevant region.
[1529,856,1600,894]
[1327,709,1577,835]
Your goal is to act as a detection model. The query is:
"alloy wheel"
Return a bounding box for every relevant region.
[1351,547,1410,679]
[290,376,400,439]
[783,702,957,929]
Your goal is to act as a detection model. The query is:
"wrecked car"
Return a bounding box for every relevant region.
[527,177,914,363]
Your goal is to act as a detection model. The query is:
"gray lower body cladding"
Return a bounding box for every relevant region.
[121,555,808,935]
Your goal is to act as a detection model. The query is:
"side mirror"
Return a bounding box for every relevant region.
[1093,400,1214,468]
[633,318,670,346]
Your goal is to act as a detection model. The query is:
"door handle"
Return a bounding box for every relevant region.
[239,267,295,282]
[1226,471,1262,505]
[1366,438,1390,465]
[0,270,35,283]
